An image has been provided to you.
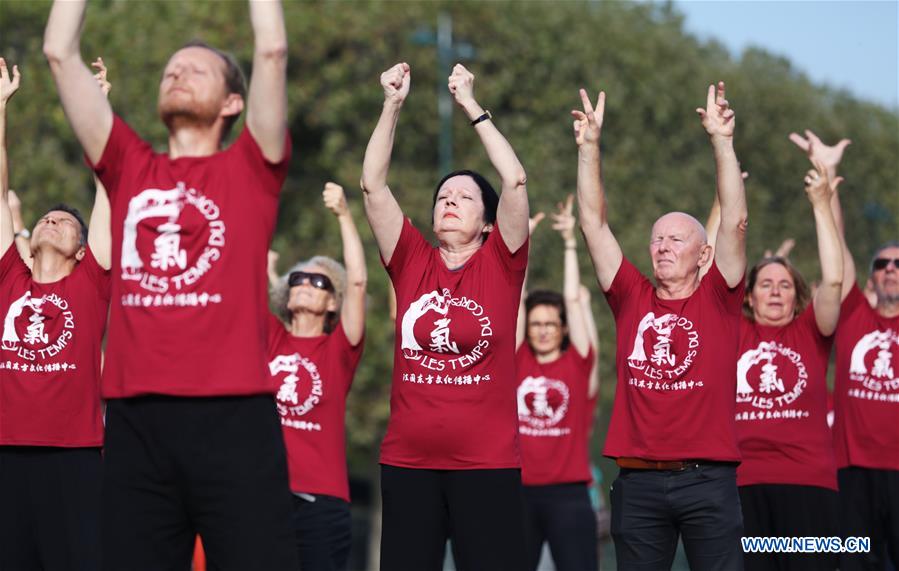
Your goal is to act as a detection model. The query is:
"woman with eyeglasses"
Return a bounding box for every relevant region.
[705,160,843,571]
[515,195,600,571]
[267,181,366,571]
[361,61,530,569]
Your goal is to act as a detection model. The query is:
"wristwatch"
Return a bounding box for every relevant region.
[15,228,30,239]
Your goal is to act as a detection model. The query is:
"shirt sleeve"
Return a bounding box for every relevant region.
[484,224,530,276]
[603,256,649,318]
[0,242,30,283]
[330,320,365,394]
[383,218,432,290]
[77,247,112,302]
[839,283,866,323]
[228,128,292,197]
[702,260,745,317]
[87,115,151,200]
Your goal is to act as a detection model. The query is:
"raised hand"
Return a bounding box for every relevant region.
[0,58,21,107]
[804,159,842,206]
[447,64,475,107]
[528,211,545,236]
[380,62,410,105]
[571,89,605,147]
[323,182,349,217]
[788,129,851,172]
[696,81,735,140]
[551,194,576,242]
[91,57,111,97]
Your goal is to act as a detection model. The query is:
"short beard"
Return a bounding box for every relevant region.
[875,287,899,306]
[158,99,219,133]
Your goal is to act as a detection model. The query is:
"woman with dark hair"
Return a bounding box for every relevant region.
[515,196,600,571]
[706,161,844,570]
[361,62,530,569]
[267,182,366,571]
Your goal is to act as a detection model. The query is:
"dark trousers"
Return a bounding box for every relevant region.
[0,446,102,571]
[102,395,298,571]
[522,482,598,571]
[838,466,899,571]
[739,484,839,571]
[293,494,352,571]
[610,463,744,571]
[380,464,525,571]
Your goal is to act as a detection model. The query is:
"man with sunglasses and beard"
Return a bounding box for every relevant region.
[267,182,366,571]
[790,131,899,570]
[43,1,296,569]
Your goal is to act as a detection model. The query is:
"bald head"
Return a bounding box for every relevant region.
[650,212,708,245]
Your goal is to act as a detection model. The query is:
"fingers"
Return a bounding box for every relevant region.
[835,138,852,152]
[531,212,546,225]
[804,129,822,146]
[595,91,606,120]
[831,176,844,192]
[741,171,750,180]
[705,83,716,110]
[579,88,594,115]
[788,132,810,152]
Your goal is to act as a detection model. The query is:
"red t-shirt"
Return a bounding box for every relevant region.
[381,218,528,469]
[735,307,837,489]
[833,284,899,470]
[0,244,110,446]
[90,116,290,398]
[268,315,363,502]
[516,343,596,486]
[603,258,743,461]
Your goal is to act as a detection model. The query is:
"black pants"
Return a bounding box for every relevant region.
[293,494,352,571]
[0,446,102,571]
[838,466,899,571]
[522,482,598,571]
[739,484,839,571]
[102,395,297,571]
[380,464,525,571]
[610,463,744,571]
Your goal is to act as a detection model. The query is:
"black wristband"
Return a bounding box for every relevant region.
[470,110,492,126]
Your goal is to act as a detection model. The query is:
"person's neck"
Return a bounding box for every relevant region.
[438,237,482,270]
[31,250,76,284]
[289,311,326,337]
[877,298,899,319]
[753,313,792,328]
[655,274,700,300]
[534,347,562,364]
[167,124,223,159]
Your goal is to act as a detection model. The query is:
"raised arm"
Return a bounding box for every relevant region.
[803,161,843,335]
[552,194,593,359]
[447,64,528,252]
[697,82,746,287]
[43,0,112,165]
[87,58,111,270]
[700,170,748,279]
[8,191,32,268]
[573,89,622,292]
[246,0,288,162]
[1,58,21,256]
[789,130,853,299]
[323,182,367,346]
[516,212,545,350]
[578,285,601,400]
[267,249,281,291]
[361,63,408,264]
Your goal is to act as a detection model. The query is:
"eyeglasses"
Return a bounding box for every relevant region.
[288,271,334,292]
[872,258,899,272]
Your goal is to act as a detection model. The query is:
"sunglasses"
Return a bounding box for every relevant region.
[872,258,899,272]
[288,271,334,292]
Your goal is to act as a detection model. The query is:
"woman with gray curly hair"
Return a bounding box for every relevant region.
[267,181,366,571]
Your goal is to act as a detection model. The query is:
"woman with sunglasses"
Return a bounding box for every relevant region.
[267,181,366,571]
[515,195,600,571]
[705,160,843,571]
[361,62,529,569]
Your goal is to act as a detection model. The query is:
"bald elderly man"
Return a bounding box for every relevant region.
[573,83,747,570]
